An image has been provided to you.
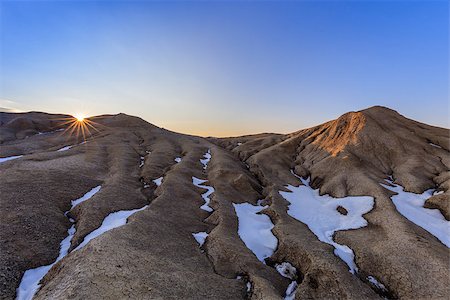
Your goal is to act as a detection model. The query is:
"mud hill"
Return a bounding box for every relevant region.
[0,106,448,300]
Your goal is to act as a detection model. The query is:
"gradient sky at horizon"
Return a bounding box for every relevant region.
[0,0,448,137]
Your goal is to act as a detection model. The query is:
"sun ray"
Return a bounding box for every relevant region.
[48,115,102,143]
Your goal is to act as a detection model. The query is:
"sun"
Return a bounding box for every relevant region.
[74,114,85,122]
[55,113,101,143]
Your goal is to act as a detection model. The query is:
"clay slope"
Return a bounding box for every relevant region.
[213,106,449,299]
[0,106,449,300]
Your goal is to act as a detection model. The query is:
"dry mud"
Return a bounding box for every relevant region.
[0,107,448,299]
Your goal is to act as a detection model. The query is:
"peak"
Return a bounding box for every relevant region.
[359,106,401,118]
[331,106,405,128]
[90,113,158,129]
[300,106,406,156]
[327,106,401,129]
[362,105,396,112]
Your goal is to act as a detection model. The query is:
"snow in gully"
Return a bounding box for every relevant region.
[382,180,450,248]
[191,150,213,246]
[279,172,374,273]
[233,202,277,262]
[16,186,102,300]
[0,155,23,164]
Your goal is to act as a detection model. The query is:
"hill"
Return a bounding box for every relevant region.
[0,106,448,299]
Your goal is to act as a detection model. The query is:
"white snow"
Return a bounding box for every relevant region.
[367,275,387,292]
[71,186,101,209]
[192,232,208,247]
[192,177,214,212]
[381,180,450,247]
[256,199,265,206]
[17,185,102,300]
[433,190,444,196]
[246,282,252,292]
[153,177,163,187]
[0,155,23,164]
[57,140,88,152]
[139,156,145,168]
[75,206,148,251]
[284,281,298,300]
[37,128,64,136]
[429,143,442,149]
[200,149,211,169]
[56,145,72,152]
[279,173,374,273]
[237,142,242,146]
[16,225,76,300]
[276,262,299,300]
[276,262,297,280]
[174,157,182,163]
[233,202,278,262]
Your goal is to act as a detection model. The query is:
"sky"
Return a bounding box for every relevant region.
[0,0,448,137]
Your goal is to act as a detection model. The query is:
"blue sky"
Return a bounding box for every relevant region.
[0,0,448,136]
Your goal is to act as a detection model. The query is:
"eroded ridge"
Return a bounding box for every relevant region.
[16,186,102,300]
[74,206,148,251]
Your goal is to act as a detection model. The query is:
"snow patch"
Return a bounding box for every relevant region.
[57,145,72,152]
[0,155,23,164]
[17,185,100,300]
[237,142,242,146]
[256,199,265,206]
[192,177,214,212]
[16,225,76,300]
[276,262,299,300]
[233,202,277,262]
[200,149,211,169]
[381,180,450,247]
[139,156,145,168]
[153,177,163,187]
[57,141,88,152]
[276,262,297,280]
[192,232,208,247]
[37,128,64,136]
[75,206,148,251]
[433,190,444,196]
[284,281,298,300]
[71,186,101,209]
[367,275,387,292]
[174,157,182,163]
[279,173,374,273]
[429,143,442,149]
[246,282,252,292]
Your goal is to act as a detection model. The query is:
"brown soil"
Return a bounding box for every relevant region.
[1,106,448,300]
